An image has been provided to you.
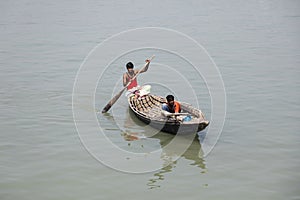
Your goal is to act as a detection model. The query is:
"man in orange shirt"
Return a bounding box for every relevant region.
[162,95,181,113]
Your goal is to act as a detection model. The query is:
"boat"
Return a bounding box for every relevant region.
[127,92,209,135]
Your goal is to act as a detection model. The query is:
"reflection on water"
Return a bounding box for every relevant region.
[101,107,206,189]
[121,108,148,141]
[147,161,175,189]
[146,136,206,189]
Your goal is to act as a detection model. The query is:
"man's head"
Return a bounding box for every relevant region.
[126,62,134,74]
[126,62,134,69]
[166,95,175,106]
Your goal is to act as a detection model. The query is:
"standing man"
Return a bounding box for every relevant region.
[123,59,151,90]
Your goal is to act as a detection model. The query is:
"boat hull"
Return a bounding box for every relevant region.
[128,94,209,135]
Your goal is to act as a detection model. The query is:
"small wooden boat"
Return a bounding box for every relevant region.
[128,93,209,135]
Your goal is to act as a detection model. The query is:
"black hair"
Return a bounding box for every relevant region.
[126,62,134,69]
[166,95,174,102]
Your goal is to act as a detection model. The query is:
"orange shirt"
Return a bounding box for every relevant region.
[174,101,181,113]
[163,101,181,113]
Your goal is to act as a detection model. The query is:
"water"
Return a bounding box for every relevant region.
[1,0,300,199]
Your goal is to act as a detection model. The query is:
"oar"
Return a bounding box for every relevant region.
[102,55,155,113]
[161,110,190,117]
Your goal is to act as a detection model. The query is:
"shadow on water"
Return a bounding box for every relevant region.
[100,108,207,189]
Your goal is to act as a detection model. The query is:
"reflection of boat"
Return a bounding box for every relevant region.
[128,94,209,134]
[147,134,206,189]
[101,110,207,189]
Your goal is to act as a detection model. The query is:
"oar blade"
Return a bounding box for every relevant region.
[102,104,112,113]
[102,88,126,113]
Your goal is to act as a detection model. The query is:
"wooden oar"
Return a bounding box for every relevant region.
[102,55,155,113]
[161,110,190,117]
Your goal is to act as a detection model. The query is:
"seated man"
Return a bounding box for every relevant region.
[162,95,181,113]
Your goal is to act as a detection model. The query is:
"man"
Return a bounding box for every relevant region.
[123,59,151,90]
[162,95,181,113]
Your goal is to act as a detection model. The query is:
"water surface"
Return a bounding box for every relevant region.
[1,0,299,199]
